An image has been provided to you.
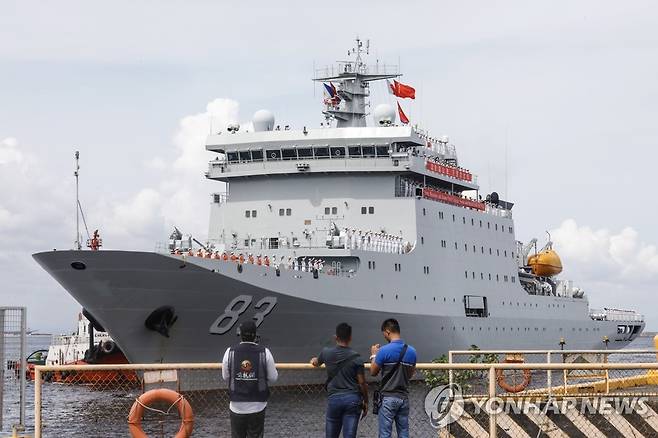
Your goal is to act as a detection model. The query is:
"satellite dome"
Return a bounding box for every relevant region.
[373,104,396,126]
[252,109,275,132]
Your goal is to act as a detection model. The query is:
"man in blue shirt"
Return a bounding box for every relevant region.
[370,318,417,438]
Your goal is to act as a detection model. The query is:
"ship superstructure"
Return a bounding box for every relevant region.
[34,39,644,367]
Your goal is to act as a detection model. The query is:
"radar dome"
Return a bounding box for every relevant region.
[373,104,396,126]
[253,109,275,132]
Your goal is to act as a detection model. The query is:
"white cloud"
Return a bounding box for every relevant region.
[551,219,658,282]
[173,98,239,172]
[0,137,22,164]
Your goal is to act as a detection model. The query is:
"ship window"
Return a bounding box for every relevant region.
[473,245,476,252]
[297,147,313,158]
[439,212,444,219]
[497,249,500,256]
[368,206,374,214]
[421,236,424,244]
[279,208,285,216]
[331,207,337,214]
[227,151,239,162]
[361,207,367,214]
[462,217,466,224]
[512,276,516,283]
[480,273,484,280]
[348,146,362,157]
[423,208,426,216]
[313,147,330,158]
[455,242,458,250]
[330,146,345,157]
[281,148,297,160]
[286,208,292,216]
[487,222,490,229]
[464,244,468,251]
[362,146,375,157]
[509,226,513,233]
[239,151,251,161]
[465,270,468,278]
[251,149,263,161]
[495,224,498,230]
[471,218,474,226]
[251,210,257,217]
[464,295,488,318]
[452,214,455,222]
[266,149,281,160]
[504,250,507,257]
[325,207,330,215]
[245,210,251,218]
[376,146,389,157]
[481,246,484,254]
[480,220,482,227]
[213,194,221,203]
[489,248,492,255]
[269,237,279,249]
[244,239,249,247]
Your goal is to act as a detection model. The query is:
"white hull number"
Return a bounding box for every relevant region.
[209,295,278,335]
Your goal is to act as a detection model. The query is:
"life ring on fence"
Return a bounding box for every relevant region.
[128,388,194,438]
[496,355,532,393]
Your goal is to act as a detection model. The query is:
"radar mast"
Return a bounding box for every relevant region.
[313,37,400,127]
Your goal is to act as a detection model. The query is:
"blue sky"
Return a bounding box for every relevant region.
[1,0,657,332]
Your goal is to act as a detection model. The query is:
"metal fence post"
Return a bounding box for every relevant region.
[547,351,552,396]
[19,307,26,428]
[34,367,42,438]
[488,366,497,437]
[448,351,453,392]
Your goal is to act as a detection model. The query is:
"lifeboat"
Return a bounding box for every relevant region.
[527,249,563,277]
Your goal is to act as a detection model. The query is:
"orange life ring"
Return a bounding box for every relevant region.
[496,359,532,393]
[128,388,194,438]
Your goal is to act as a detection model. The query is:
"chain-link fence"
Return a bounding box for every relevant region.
[32,361,658,438]
[0,307,26,435]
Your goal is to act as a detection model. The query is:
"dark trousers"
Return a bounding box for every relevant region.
[326,392,362,438]
[230,409,265,438]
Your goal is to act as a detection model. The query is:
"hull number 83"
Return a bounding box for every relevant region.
[209,295,278,335]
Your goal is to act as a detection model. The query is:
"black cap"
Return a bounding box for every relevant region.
[239,320,257,337]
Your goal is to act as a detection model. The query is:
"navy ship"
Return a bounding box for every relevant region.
[34,39,644,365]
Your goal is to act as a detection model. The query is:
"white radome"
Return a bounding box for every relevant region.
[373,104,396,126]
[253,109,275,132]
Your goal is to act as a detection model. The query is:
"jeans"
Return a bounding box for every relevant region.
[230,409,265,438]
[378,396,409,438]
[326,392,362,438]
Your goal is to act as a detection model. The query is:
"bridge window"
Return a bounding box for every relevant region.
[313,147,330,158]
[239,150,251,161]
[376,146,389,157]
[325,207,330,215]
[281,148,297,160]
[361,207,367,214]
[286,208,292,216]
[245,210,251,218]
[330,146,345,157]
[279,208,285,216]
[297,147,313,158]
[266,149,281,160]
[251,210,257,217]
[348,146,362,157]
[331,207,337,215]
[251,149,263,161]
[227,151,239,162]
[362,146,375,157]
[368,206,374,214]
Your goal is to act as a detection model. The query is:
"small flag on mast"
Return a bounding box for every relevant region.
[397,102,409,124]
[389,80,416,99]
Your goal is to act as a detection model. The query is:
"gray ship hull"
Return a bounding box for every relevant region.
[33,250,641,365]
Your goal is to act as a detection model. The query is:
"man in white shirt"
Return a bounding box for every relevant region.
[222,321,278,438]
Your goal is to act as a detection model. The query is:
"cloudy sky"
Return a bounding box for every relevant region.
[1,1,657,332]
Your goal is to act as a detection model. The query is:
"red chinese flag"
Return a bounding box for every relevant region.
[397,102,409,124]
[392,80,416,99]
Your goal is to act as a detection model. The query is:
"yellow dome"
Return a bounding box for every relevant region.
[528,249,563,277]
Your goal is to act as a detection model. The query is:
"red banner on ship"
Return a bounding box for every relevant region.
[422,187,485,211]
[425,161,473,182]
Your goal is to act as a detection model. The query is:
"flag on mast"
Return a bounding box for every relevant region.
[397,102,410,124]
[389,80,416,99]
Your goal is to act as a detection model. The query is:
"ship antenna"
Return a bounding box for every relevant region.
[74,151,81,250]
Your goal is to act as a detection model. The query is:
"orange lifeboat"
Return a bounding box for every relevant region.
[527,249,562,277]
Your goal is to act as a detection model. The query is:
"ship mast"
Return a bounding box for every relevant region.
[74,151,81,250]
[313,37,400,127]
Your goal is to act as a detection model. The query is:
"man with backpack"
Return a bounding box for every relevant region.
[370,318,417,438]
[310,322,368,438]
[222,320,278,438]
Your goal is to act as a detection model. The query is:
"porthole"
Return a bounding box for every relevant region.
[71,261,86,270]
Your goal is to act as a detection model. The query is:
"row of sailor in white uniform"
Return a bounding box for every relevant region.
[343,228,409,254]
